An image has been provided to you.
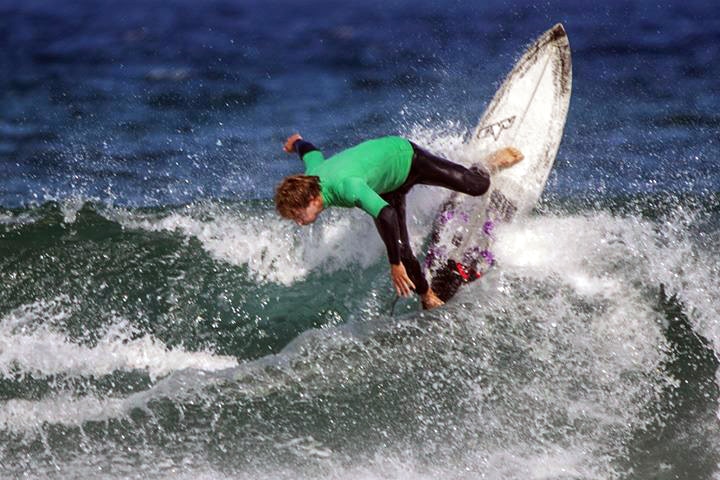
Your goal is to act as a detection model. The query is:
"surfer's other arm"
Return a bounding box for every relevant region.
[284,133,325,170]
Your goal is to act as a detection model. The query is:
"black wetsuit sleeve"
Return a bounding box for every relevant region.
[374,206,402,265]
[294,140,319,158]
[294,139,325,170]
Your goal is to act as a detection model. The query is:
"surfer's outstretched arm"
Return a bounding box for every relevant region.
[333,176,417,298]
[374,206,416,298]
[374,203,441,307]
[374,207,402,265]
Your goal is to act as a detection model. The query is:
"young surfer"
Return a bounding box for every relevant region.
[275,133,523,309]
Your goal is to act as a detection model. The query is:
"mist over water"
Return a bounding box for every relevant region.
[2,0,720,479]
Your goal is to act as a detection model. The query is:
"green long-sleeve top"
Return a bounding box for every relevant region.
[302,136,414,218]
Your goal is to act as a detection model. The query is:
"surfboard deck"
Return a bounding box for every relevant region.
[425,24,572,302]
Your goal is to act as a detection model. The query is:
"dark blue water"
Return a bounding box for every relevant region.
[2,0,717,207]
[1,1,720,479]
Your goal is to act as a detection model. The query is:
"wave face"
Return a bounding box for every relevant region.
[2,191,720,479]
[2,0,720,478]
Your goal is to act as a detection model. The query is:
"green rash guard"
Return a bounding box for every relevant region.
[302,136,414,218]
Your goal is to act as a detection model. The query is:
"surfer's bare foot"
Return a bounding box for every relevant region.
[488,147,524,173]
[421,289,444,310]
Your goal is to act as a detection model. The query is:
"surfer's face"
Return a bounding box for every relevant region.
[293,196,323,226]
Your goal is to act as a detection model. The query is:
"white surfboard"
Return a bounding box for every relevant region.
[425,24,572,302]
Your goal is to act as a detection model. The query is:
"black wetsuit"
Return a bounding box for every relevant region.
[373,142,490,294]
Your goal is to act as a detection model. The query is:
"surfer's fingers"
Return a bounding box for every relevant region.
[404,279,415,297]
[400,273,415,297]
[394,278,410,297]
[283,133,302,153]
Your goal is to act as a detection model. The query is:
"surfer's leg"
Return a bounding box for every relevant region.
[405,143,490,196]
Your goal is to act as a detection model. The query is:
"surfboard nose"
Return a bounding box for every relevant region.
[550,23,567,40]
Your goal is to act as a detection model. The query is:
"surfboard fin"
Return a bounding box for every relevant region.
[430,259,483,302]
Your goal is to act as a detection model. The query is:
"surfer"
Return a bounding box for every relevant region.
[275,133,522,309]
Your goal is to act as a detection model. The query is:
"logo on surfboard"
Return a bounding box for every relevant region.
[476,116,516,141]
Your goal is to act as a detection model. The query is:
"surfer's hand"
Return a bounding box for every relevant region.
[390,263,415,297]
[283,133,303,153]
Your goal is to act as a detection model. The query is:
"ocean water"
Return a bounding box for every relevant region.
[1,0,719,478]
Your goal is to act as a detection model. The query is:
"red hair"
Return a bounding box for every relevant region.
[274,175,321,218]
